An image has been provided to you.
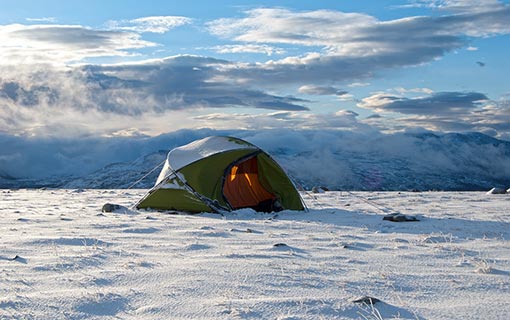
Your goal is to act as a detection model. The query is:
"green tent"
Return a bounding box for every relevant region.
[136,136,305,213]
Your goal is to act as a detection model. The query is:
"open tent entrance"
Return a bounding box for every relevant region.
[223,156,279,212]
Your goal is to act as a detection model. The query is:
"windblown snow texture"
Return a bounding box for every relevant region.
[1,189,509,319]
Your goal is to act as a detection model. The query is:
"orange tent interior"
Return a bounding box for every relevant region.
[223,157,276,210]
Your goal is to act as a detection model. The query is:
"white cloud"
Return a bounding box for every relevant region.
[212,44,285,56]
[0,17,192,65]
[394,87,435,94]
[358,91,488,115]
[207,9,379,55]
[348,82,370,88]
[402,0,507,13]
[1,52,508,138]
[355,91,510,137]
[201,6,510,89]
[107,16,192,33]
[205,6,510,87]
[298,85,348,96]
[1,7,509,139]
[208,6,510,58]
[193,109,368,131]
[25,17,57,23]
[0,24,156,65]
[0,56,311,136]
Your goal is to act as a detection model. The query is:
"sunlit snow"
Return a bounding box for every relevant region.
[1,189,509,319]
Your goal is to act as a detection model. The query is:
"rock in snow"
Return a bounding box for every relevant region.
[102,203,121,212]
[383,212,420,222]
[351,296,381,305]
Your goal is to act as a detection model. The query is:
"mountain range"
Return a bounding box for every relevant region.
[1,131,509,191]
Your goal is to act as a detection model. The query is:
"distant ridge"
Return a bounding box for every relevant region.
[1,131,509,191]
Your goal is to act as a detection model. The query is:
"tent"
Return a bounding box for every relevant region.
[136,136,305,213]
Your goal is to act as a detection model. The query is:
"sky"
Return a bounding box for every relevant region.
[0,0,509,140]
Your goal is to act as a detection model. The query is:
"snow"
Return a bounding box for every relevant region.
[155,136,257,186]
[167,136,257,172]
[1,189,509,319]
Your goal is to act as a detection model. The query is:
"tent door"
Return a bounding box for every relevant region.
[223,156,277,212]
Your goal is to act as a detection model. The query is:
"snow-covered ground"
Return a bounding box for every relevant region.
[1,189,509,319]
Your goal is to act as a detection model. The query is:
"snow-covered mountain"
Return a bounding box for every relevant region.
[62,151,167,189]
[2,131,509,190]
[282,132,510,191]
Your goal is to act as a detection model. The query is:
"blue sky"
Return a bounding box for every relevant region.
[1,0,509,139]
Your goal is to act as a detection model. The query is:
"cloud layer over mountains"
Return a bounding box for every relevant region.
[1,129,508,191]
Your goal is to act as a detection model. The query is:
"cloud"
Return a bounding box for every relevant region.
[207,8,379,50]
[356,91,510,138]
[205,6,509,86]
[1,7,509,139]
[358,91,488,115]
[25,17,57,23]
[298,85,348,96]
[212,44,285,56]
[107,16,192,33]
[2,57,507,138]
[192,109,370,131]
[3,7,508,88]
[401,0,507,13]
[348,82,370,88]
[0,55,310,136]
[208,6,510,52]
[0,24,156,64]
[84,56,309,111]
[394,87,434,95]
[0,17,191,65]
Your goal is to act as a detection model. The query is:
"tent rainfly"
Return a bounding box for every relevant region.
[136,136,305,213]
